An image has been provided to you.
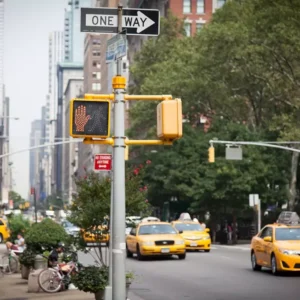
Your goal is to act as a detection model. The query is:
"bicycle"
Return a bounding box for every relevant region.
[38,252,83,293]
[0,249,20,275]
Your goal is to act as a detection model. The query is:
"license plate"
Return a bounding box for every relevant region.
[190,242,197,247]
[161,248,170,253]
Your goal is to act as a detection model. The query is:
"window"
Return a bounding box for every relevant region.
[174,223,204,232]
[92,39,101,45]
[197,0,205,14]
[275,228,300,241]
[259,227,273,238]
[92,50,101,56]
[138,224,177,235]
[217,0,226,8]
[92,83,101,91]
[130,228,136,236]
[184,23,191,37]
[196,23,204,32]
[92,72,101,80]
[93,61,101,68]
[183,0,191,13]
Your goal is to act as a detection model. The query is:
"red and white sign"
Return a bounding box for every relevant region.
[94,154,112,171]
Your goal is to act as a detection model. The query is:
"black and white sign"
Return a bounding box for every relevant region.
[81,7,160,36]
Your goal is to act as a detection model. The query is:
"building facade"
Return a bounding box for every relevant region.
[64,0,93,63]
[29,120,42,201]
[63,79,83,203]
[47,31,64,197]
[55,62,83,194]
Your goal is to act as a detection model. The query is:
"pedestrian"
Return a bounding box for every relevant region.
[6,233,25,252]
[199,221,206,229]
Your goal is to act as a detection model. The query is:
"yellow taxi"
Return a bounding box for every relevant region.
[171,220,211,252]
[251,211,300,275]
[0,217,10,243]
[125,221,186,260]
[82,225,110,246]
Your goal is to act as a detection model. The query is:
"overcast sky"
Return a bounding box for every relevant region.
[4,0,66,198]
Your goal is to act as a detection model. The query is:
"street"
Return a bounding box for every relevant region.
[79,245,300,300]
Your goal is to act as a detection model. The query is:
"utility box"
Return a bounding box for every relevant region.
[157,99,182,140]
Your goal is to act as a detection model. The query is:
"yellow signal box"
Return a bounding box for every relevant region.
[69,98,111,138]
[157,98,182,140]
[125,145,129,161]
[208,146,215,163]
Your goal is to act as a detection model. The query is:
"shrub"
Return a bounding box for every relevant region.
[71,265,109,293]
[19,248,36,268]
[25,218,68,252]
[8,215,31,242]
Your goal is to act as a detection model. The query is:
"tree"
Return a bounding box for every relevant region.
[9,191,25,209]
[69,165,152,265]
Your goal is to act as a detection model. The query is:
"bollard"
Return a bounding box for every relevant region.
[34,255,47,270]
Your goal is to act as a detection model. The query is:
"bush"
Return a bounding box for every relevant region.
[19,248,36,268]
[25,218,68,252]
[71,265,109,293]
[8,215,31,242]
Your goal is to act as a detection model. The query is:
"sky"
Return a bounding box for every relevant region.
[4,0,66,198]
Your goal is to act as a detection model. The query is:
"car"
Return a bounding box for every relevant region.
[171,220,211,252]
[62,221,80,237]
[0,217,10,243]
[251,211,300,275]
[81,224,110,247]
[125,221,186,260]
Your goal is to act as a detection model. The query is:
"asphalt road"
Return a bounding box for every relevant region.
[79,244,300,300]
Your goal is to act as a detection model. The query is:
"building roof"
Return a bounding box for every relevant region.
[57,61,83,70]
[64,78,84,96]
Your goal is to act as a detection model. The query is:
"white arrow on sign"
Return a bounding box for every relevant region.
[86,11,155,33]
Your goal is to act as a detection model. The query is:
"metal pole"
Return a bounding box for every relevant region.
[104,166,113,300]
[257,199,261,232]
[112,5,126,300]
[34,190,37,223]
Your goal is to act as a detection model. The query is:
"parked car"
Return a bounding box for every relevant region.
[62,221,80,237]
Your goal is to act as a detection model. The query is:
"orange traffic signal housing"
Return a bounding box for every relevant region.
[156,99,182,140]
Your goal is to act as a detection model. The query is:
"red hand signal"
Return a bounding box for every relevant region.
[75,105,90,132]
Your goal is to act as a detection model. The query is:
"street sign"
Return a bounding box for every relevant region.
[249,194,259,207]
[106,32,127,63]
[81,7,160,36]
[225,146,243,160]
[94,154,112,171]
[69,98,111,138]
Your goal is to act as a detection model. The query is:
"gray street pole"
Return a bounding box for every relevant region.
[112,5,126,300]
[104,163,113,300]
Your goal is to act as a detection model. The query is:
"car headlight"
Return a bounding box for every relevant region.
[279,249,300,255]
[202,236,210,240]
[175,240,184,245]
[142,241,154,246]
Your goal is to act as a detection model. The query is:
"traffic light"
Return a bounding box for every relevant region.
[157,99,182,140]
[69,98,111,138]
[208,146,215,163]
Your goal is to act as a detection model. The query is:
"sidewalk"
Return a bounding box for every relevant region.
[0,272,143,300]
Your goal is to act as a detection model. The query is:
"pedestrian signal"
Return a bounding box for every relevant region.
[70,98,111,138]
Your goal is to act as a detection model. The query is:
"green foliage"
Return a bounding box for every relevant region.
[25,218,68,252]
[8,215,31,242]
[69,173,111,231]
[19,248,36,268]
[71,265,109,293]
[9,191,25,209]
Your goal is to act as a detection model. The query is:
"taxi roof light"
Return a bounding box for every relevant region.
[276,211,300,225]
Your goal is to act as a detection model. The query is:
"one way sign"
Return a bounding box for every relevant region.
[81,7,160,36]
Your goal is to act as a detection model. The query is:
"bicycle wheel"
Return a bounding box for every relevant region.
[1,254,18,274]
[38,268,63,293]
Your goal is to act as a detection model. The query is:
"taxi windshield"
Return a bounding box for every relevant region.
[174,223,204,232]
[138,224,177,235]
[275,228,300,241]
